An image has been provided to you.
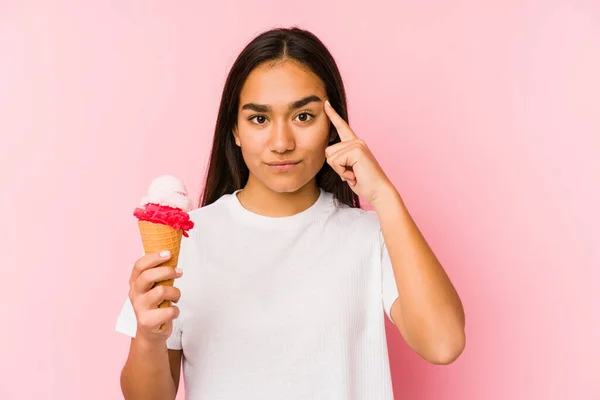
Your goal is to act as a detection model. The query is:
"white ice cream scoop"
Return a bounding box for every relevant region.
[140,175,195,212]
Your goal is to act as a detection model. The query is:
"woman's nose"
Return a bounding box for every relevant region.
[269,121,295,153]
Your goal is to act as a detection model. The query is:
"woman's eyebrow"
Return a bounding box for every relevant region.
[241,95,323,113]
[289,95,322,110]
[241,103,270,113]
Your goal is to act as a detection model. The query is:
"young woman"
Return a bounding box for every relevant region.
[116,27,465,400]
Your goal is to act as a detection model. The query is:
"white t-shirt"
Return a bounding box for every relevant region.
[115,188,400,399]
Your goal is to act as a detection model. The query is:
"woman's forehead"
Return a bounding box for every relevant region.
[240,61,326,107]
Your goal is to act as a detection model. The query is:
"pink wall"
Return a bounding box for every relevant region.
[2,1,598,399]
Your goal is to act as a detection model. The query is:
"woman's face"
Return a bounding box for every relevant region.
[234,60,333,194]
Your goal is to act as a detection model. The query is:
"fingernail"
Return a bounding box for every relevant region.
[341,177,346,181]
[175,268,183,275]
[325,99,331,107]
[160,250,171,258]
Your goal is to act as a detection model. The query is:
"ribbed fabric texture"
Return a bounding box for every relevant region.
[116,188,399,399]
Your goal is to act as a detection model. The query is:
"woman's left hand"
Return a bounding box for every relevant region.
[324,100,396,205]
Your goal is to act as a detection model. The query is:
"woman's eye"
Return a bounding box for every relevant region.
[250,115,267,124]
[295,112,314,122]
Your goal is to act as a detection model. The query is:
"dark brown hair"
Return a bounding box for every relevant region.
[200,27,360,209]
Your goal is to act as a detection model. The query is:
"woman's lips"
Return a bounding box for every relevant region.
[266,160,301,171]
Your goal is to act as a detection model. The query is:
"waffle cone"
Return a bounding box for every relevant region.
[138,220,183,311]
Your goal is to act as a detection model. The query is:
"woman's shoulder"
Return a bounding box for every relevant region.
[188,192,235,224]
[331,198,381,231]
[179,192,235,253]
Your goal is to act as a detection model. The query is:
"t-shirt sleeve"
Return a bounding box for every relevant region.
[114,296,137,338]
[380,231,399,322]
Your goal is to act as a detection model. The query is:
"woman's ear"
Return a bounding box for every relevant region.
[233,126,241,147]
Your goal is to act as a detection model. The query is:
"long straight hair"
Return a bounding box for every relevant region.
[200,27,360,209]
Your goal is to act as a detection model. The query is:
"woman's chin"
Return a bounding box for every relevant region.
[264,178,315,194]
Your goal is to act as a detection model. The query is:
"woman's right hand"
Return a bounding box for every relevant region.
[128,250,183,342]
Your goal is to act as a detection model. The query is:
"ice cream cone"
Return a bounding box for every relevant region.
[138,220,182,311]
[134,175,195,331]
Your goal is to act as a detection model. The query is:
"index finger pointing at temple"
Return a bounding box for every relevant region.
[324,99,357,142]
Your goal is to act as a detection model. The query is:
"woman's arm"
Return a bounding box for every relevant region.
[120,337,181,400]
[372,187,466,365]
[322,100,465,364]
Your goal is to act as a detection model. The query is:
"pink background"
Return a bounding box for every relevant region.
[1,1,599,399]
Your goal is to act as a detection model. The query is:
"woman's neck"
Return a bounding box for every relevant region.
[236,176,321,218]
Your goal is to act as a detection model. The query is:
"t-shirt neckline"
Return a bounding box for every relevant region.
[227,188,333,229]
